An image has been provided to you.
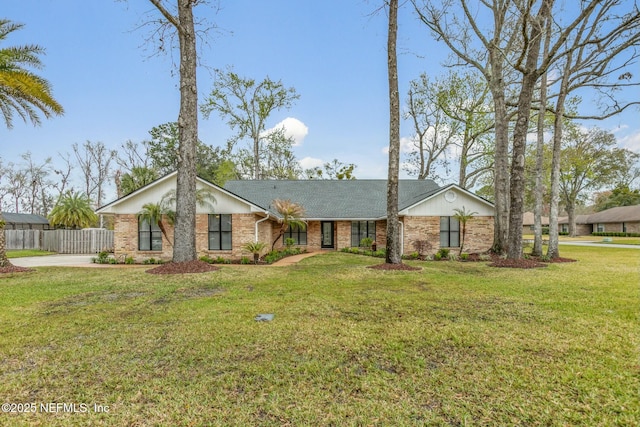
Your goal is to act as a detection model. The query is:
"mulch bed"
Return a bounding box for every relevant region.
[0,264,34,274]
[146,260,220,275]
[367,263,422,271]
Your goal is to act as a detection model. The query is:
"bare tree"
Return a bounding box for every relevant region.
[407,70,494,188]
[116,139,153,173]
[505,0,554,260]
[52,151,74,200]
[72,140,117,207]
[386,0,402,265]
[404,73,458,181]
[21,151,54,215]
[544,0,640,258]
[201,68,300,179]
[3,163,27,213]
[412,0,524,255]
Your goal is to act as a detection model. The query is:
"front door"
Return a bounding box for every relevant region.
[321,221,334,249]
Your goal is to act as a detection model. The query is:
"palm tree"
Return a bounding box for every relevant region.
[271,199,306,251]
[138,201,175,247]
[242,241,267,264]
[0,19,64,128]
[0,19,63,268]
[453,205,478,256]
[48,192,98,229]
[161,188,216,213]
[138,188,217,248]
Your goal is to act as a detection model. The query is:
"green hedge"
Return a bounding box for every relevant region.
[591,232,640,237]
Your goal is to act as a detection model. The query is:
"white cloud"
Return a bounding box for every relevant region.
[263,117,309,146]
[298,156,324,170]
[381,136,416,155]
[619,129,640,153]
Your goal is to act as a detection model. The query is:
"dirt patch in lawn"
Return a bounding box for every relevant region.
[146,260,220,275]
[367,263,422,271]
[489,258,548,269]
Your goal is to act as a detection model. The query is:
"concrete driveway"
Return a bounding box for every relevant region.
[11,254,95,267]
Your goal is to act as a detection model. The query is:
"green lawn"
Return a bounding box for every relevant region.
[6,249,57,258]
[1,247,638,426]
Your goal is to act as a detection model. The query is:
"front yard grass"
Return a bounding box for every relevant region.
[0,246,638,426]
[6,249,57,258]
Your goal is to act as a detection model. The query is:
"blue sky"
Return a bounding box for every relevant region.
[2,0,639,193]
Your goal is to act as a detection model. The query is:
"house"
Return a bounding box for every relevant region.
[522,211,549,235]
[1,212,51,230]
[96,172,495,262]
[558,214,591,235]
[559,205,640,235]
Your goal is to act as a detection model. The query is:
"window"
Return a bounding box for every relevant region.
[595,223,605,233]
[138,218,162,251]
[440,217,460,247]
[209,214,232,250]
[284,224,307,245]
[351,221,376,247]
[622,222,627,233]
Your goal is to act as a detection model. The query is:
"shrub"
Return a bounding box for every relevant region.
[143,257,163,265]
[434,253,442,261]
[460,253,469,260]
[240,256,252,265]
[124,256,135,265]
[359,237,373,248]
[242,241,267,263]
[412,240,432,257]
[92,251,111,264]
[199,255,214,264]
[284,238,296,248]
[437,248,450,259]
[448,253,459,261]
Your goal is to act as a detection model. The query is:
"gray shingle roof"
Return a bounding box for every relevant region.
[1,212,50,225]
[223,180,441,219]
[585,205,640,223]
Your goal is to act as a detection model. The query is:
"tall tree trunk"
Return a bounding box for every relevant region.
[489,58,509,255]
[253,134,260,180]
[532,20,552,258]
[0,213,13,268]
[547,58,572,259]
[172,0,198,263]
[566,200,577,237]
[507,0,553,260]
[386,0,401,265]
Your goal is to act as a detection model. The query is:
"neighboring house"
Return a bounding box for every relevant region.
[522,212,549,235]
[1,212,51,230]
[562,205,640,235]
[558,215,591,235]
[96,172,495,262]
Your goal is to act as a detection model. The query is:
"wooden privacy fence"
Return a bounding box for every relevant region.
[5,230,43,250]
[43,229,114,253]
[5,229,114,254]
